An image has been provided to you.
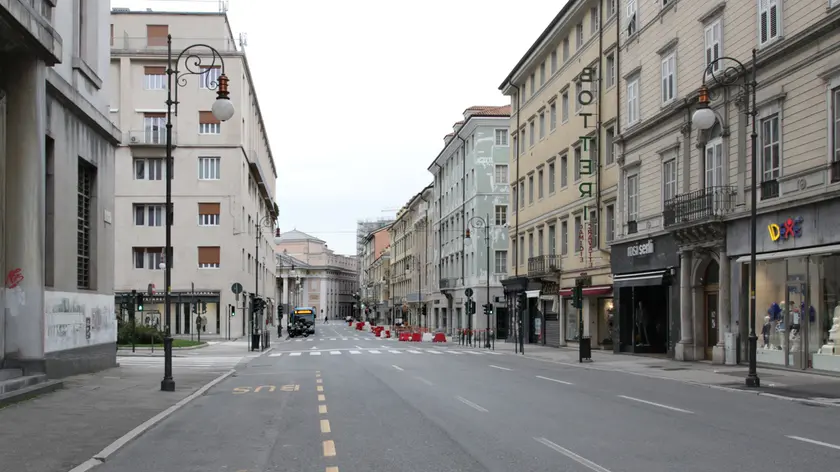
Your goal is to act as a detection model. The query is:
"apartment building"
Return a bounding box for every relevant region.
[360,227,390,322]
[388,185,433,327]
[499,0,619,349]
[275,230,358,321]
[109,10,278,339]
[1,0,121,379]
[356,217,394,291]
[611,0,840,373]
[428,106,512,335]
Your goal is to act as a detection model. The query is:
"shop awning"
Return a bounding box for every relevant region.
[734,243,840,263]
[612,270,669,288]
[559,285,613,297]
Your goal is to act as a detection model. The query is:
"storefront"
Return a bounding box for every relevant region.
[610,235,680,357]
[728,200,840,373]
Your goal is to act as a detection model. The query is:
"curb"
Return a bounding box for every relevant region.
[67,369,236,472]
[117,343,209,352]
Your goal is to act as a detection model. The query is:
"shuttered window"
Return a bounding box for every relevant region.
[198,203,220,226]
[146,25,168,47]
[199,111,220,134]
[198,246,221,268]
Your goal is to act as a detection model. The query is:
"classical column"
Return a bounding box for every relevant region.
[714,246,731,364]
[4,57,47,362]
[676,250,694,361]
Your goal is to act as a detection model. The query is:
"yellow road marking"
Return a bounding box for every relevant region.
[326,467,339,472]
[323,440,336,457]
[316,370,321,374]
[318,394,326,401]
[320,419,331,433]
[317,379,323,384]
[319,404,328,414]
[317,386,324,392]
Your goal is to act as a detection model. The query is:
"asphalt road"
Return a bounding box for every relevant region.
[94,322,840,472]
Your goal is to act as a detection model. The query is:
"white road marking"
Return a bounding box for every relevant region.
[355,345,363,349]
[290,352,302,357]
[407,350,422,354]
[446,350,463,355]
[310,351,322,356]
[310,346,318,350]
[425,350,442,354]
[330,338,337,341]
[369,350,381,354]
[341,338,348,341]
[307,339,314,342]
[462,350,483,355]
[787,435,840,451]
[489,365,511,371]
[534,437,612,472]
[536,375,574,385]
[416,376,433,386]
[330,351,341,355]
[456,396,488,412]
[269,353,282,357]
[295,340,303,343]
[617,395,694,414]
[388,350,401,354]
[392,365,404,371]
[349,350,361,354]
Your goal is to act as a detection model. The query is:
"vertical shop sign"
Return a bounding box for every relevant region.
[577,66,598,266]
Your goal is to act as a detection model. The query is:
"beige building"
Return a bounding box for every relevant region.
[360,227,391,322]
[275,230,358,322]
[388,185,433,327]
[109,10,278,338]
[498,0,619,348]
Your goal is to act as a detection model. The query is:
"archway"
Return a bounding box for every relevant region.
[703,259,720,359]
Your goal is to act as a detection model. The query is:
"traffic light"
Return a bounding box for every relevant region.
[483,303,492,316]
[277,305,283,317]
[231,306,236,317]
[516,293,526,312]
[571,284,584,309]
[136,293,144,312]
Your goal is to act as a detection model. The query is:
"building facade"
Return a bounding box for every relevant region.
[360,227,390,322]
[499,0,619,349]
[428,106,512,335]
[356,217,394,291]
[1,0,121,378]
[109,10,278,339]
[388,185,433,327]
[612,0,840,371]
[276,230,358,322]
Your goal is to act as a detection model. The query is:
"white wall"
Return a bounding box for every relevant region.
[44,290,117,353]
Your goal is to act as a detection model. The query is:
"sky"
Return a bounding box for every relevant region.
[113,0,565,255]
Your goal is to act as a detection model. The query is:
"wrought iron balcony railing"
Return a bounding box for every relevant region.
[663,185,736,227]
[527,254,561,277]
[439,278,457,290]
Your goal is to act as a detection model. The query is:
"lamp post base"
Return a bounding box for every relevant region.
[161,335,176,392]
[745,334,760,388]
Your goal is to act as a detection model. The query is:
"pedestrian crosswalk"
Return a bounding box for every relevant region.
[268,348,503,358]
[291,337,398,342]
[117,355,245,371]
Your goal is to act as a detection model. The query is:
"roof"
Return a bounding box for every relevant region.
[428,105,512,171]
[275,252,309,269]
[277,229,325,243]
[463,105,512,116]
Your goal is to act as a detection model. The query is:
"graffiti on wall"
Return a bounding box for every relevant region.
[44,291,117,353]
[4,268,27,316]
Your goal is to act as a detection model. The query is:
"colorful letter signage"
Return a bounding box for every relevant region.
[768,216,803,242]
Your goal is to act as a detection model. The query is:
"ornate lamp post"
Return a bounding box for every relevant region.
[691,50,759,388]
[466,214,492,348]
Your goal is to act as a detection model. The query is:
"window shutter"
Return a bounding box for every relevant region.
[144,66,166,75]
[146,25,169,46]
[198,203,221,215]
[199,111,220,125]
[198,246,221,265]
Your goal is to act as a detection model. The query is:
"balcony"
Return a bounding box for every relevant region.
[111,35,239,54]
[663,185,736,245]
[528,255,561,278]
[127,129,177,147]
[831,160,840,184]
[439,278,457,290]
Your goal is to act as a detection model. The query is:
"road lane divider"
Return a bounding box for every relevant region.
[534,437,612,472]
[318,394,326,401]
[392,365,404,371]
[326,467,339,472]
[786,435,840,451]
[415,376,433,386]
[456,395,488,412]
[319,404,328,414]
[317,385,324,392]
[323,440,336,457]
[320,419,331,433]
[536,375,573,385]
[617,395,694,414]
[489,365,511,371]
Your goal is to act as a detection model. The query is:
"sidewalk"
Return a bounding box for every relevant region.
[467,340,840,405]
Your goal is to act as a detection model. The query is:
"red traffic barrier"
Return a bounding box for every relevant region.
[398,332,410,342]
[432,332,446,343]
[411,332,422,342]
[375,329,381,337]
[356,322,364,331]
[385,330,391,338]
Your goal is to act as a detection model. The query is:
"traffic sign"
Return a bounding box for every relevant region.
[231,282,243,294]
[464,288,474,298]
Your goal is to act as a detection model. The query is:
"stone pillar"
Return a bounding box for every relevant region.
[4,58,47,364]
[676,250,695,361]
[713,247,731,364]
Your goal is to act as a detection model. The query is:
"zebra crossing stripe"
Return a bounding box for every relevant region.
[407,350,422,354]
[349,350,361,354]
[330,351,341,355]
[310,351,321,356]
[289,352,302,356]
[388,350,401,354]
[369,350,381,354]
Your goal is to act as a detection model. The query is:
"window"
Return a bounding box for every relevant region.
[494,205,507,226]
[144,66,166,90]
[529,120,535,146]
[574,216,582,253]
[538,169,544,198]
[135,204,165,226]
[528,233,534,258]
[519,236,525,264]
[540,62,546,86]
[661,53,676,104]
[705,138,723,187]
[626,0,638,36]
[605,204,615,242]
[198,156,221,180]
[605,127,615,165]
[589,209,599,249]
[705,19,722,72]
[519,181,525,208]
[143,113,165,144]
[548,225,556,255]
[530,74,536,96]
[761,114,781,182]
[758,0,781,46]
[560,154,568,187]
[832,87,840,163]
[77,159,95,289]
[539,112,545,139]
[548,162,556,194]
[199,202,221,226]
[495,129,509,146]
[563,37,569,62]
[575,80,583,113]
[550,50,558,74]
[561,220,569,255]
[606,53,616,88]
[627,77,640,125]
[199,67,221,89]
[133,247,165,270]
[146,24,168,47]
[134,158,163,180]
[562,91,569,122]
[528,175,534,203]
[591,7,599,34]
[663,159,677,202]
[607,0,617,17]
[494,250,507,273]
[199,111,221,134]
[494,164,509,184]
[198,246,221,268]
[574,146,582,180]
[513,135,519,156]
[537,229,544,256]
[627,174,639,222]
[550,102,557,130]
[576,23,584,49]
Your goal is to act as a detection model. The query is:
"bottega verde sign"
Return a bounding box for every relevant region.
[577,66,597,268]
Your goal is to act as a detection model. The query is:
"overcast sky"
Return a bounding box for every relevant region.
[113,0,564,254]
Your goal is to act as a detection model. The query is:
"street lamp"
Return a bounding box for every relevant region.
[691,50,759,388]
[161,35,234,392]
[251,219,281,349]
[466,214,492,348]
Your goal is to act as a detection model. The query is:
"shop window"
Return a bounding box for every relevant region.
[565,298,579,341]
[754,259,788,365]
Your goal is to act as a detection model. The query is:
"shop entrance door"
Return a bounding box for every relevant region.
[705,292,719,360]
[786,280,809,369]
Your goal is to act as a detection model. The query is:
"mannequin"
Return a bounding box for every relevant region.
[636,301,650,346]
[761,315,771,349]
[819,308,840,355]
